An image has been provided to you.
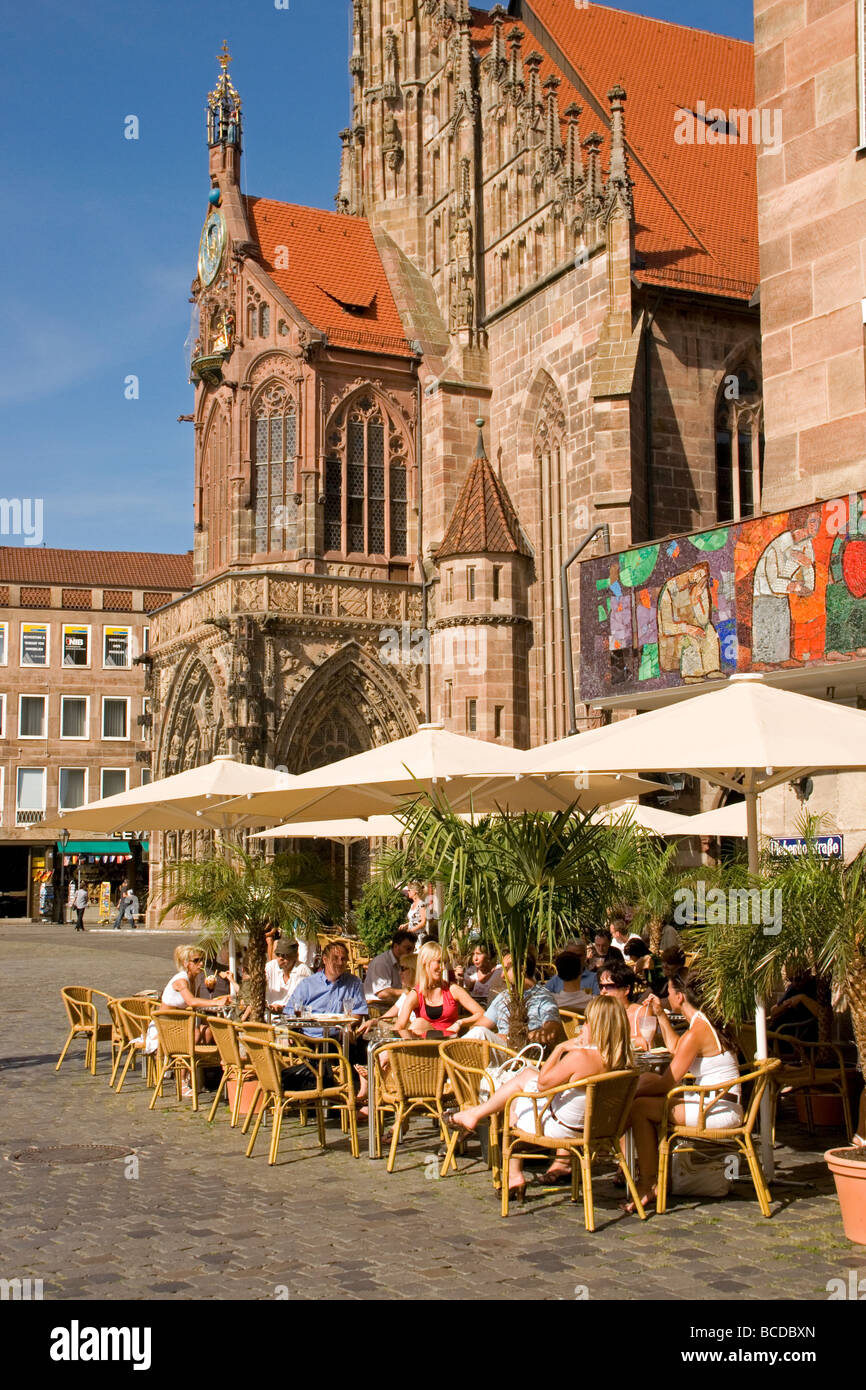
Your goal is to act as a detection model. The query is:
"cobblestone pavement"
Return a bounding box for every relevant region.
[2,925,864,1304]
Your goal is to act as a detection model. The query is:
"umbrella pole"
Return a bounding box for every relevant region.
[746,782,774,1179]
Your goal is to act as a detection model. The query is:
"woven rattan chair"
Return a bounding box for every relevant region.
[148,1009,220,1112]
[501,1069,645,1227]
[656,1057,781,1218]
[207,1016,259,1126]
[558,1009,585,1040]
[374,1040,448,1173]
[438,1038,518,1184]
[56,987,114,1076]
[112,998,157,1093]
[766,1031,852,1139]
[240,1032,359,1164]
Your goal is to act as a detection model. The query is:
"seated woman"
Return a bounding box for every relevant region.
[598,959,656,1051]
[394,941,485,1039]
[160,944,228,1044]
[448,994,633,1199]
[625,970,743,1210]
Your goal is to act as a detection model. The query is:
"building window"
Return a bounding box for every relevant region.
[19,695,47,739]
[16,767,46,825]
[61,696,89,740]
[141,767,153,787]
[62,624,90,667]
[859,0,866,148]
[253,382,298,553]
[324,393,410,557]
[445,569,454,603]
[143,627,150,653]
[493,566,502,601]
[102,697,130,740]
[0,621,6,665]
[103,627,131,668]
[20,623,48,666]
[494,705,503,738]
[259,304,270,337]
[716,367,763,522]
[444,680,453,720]
[101,768,129,799]
[59,768,87,812]
[0,692,4,737]
[202,405,231,571]
[467,567,476,600]
[467,698,477,733]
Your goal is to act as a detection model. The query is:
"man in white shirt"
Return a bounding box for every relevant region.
[364,931,417,1004]
[265,939,311,1013]
[610,918,645,958]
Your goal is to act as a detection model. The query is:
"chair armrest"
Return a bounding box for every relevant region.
[659,1077,742,1135]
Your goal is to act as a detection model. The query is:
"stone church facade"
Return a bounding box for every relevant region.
[146,1,763,873]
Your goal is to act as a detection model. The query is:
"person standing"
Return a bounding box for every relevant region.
[73,884,88,932]
[112,884,133,930]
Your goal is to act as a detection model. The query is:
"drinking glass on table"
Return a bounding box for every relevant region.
[638,1005,657,1049]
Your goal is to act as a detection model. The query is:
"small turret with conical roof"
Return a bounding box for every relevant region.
[433,421,531,746]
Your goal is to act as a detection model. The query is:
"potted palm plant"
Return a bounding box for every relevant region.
[401,798,613,1049]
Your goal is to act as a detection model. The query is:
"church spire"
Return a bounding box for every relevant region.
[207,41,243,184]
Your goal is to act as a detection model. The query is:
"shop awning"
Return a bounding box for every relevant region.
[58,840,149,854]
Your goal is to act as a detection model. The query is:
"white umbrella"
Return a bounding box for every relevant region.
[593,804,698,836]
[222,724,661,824]
[521,672,866,1174]
[684,802,749,838]
[252,815,408,841]
[39,755,296,835]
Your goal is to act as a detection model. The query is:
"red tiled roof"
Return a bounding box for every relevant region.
[472,3,758,299]
[438,447,531,560]
[0,549,194,590]
[245,198,415,356]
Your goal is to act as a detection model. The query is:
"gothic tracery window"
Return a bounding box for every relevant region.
[203,405,230,572]
[534,377,568,741]
[253,381,298,553]
[715,365,763,523]
[324,393,409,558]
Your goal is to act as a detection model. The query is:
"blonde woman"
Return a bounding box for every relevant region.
[448,995,633,1200]
[161,944,226,1047]
[394,941,484,1039]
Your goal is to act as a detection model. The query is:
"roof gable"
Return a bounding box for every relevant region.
[438,431,531,560]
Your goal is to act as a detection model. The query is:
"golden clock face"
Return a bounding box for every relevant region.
[198,209,226,287]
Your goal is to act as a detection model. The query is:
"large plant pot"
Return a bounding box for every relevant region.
[795,1092,845,1129]
[825,1147,866,1245]
[227,1077,264,1118]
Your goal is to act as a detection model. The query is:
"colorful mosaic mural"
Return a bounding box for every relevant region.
[579,492,866,701]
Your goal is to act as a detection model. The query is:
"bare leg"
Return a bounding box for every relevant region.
[450,1068,539,1131]
[629,1095,666,1203]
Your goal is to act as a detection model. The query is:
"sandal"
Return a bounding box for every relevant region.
[540,1164,571,1185]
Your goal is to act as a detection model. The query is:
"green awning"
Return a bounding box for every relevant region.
[58,840,149,854]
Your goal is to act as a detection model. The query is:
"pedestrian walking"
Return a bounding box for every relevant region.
[73,884,88,932]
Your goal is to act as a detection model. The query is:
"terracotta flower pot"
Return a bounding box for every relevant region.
[226,1077,264,1118]
[825,1147,866,1245]
[795,1092,845,1129]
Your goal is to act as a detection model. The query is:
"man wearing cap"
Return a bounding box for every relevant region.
[265,938,312,1013]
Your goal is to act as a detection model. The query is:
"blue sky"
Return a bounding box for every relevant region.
[2,0,755,555]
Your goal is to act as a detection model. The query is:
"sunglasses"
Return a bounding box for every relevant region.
[190,957,203,964]
[600,982,621,991]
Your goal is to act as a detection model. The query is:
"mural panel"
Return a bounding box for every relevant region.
[579,493,866,701]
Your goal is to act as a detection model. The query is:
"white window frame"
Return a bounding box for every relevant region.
[20,622,49,667]
[101,767,129,799]
[60,694,90,741]
[142,627,150,653]
[858,0,866,150]
[103,625,132,669]
[58,766,89,813]
[0,692,5,738]
[0,765,4,826]
[18,693,47,740]
[62,623,91,669]
[0,620,7,666]
[141,767,153,787]
[16,766,46,825]
[102,696,130,741]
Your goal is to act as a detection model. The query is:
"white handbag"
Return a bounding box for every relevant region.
[479,1043,544,1100]
[670,1144,732,1196]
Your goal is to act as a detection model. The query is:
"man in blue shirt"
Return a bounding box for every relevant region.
[466,950,562,1051]
[289,941,368,1033]
[545,940,599,997]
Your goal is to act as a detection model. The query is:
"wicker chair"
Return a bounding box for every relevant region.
[56,987,114,1076]
[656,1057,781,1218]
[240,1033,359,1164]
[207,1016,259,1127]
[500,1069,645,1227]
[558,1009,585,1040]
[438,1038,517,1185]
[373,1040,448,1173]
[148,1009,220,1112]
[113,998,157,1093]
[767,1031,852,1139]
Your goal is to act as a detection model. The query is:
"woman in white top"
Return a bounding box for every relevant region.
[161,944,227,1046]
[447,995,634,1201]
[625,971,742,1210]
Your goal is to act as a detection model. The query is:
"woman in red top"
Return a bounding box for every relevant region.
[395,942,484,1038]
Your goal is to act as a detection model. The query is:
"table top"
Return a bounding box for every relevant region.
[636,1048,672,1070]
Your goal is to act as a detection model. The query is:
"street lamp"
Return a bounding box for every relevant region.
[58,829,70,926]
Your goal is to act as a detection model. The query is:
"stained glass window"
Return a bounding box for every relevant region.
[323,395,410,558]
[253,384,297,552]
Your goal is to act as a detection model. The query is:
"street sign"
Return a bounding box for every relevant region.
[767,835,844,860]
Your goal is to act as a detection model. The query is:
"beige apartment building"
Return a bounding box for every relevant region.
[0,549,192,919]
